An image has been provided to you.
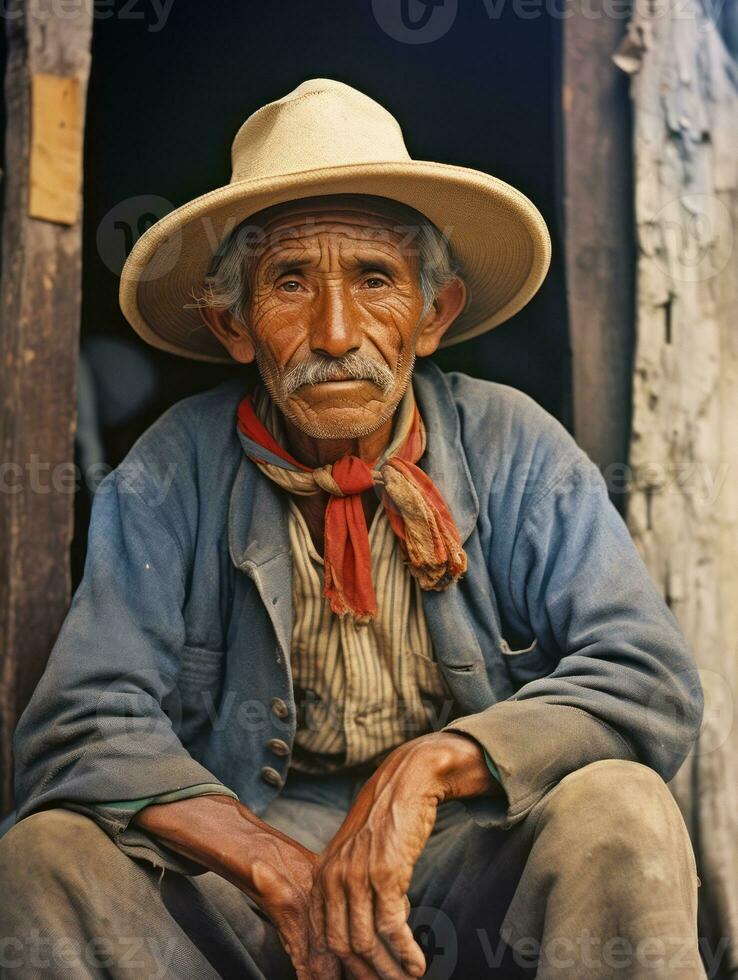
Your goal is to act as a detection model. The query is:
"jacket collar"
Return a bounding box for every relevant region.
[411,361,479,543]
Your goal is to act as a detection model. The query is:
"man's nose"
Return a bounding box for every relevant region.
[308,284,363,359]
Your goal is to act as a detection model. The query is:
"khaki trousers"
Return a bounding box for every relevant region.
[0,760,706,979]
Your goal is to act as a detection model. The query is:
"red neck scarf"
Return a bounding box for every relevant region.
[236,386,466,622]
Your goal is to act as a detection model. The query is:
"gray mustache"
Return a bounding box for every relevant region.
[283,353,395,395]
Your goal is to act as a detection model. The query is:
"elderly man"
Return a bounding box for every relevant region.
[1,79,704,979]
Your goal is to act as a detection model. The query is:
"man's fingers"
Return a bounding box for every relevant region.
[342,956,383,980]
[282,913,342,980]
[342,880,418,980]
[294,945,342,980]
[308,877,329,953]
[374,891,425,977]
[322,867,353,961]
[346,876,377,960]
[280,931,312,980]
[312,871,415,980]
[344,883,406,979]
[307,946,343,980]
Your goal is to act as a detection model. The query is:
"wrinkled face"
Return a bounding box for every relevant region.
[210,197,465,439]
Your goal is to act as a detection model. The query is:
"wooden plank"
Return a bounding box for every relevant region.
[0,2,93,814]
[29,73,83,225]
[560,5,635,487]
[618,1,738,967]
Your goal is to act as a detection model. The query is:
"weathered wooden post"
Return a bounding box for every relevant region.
[0,0,93,813]
[617,0,738,969]
[562,0,738,962]
[560,0,635,481]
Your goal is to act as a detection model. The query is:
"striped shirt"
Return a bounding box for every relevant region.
[287,500,453,772]
[254,389,454,774]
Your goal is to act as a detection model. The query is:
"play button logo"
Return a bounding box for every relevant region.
[372,0,458,43]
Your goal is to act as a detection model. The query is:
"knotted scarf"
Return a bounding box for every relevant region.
[236,386,467,622]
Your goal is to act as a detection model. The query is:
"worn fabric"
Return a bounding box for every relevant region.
[13,363,703,866]
[0,761,706,979]
[257,383,451,773]
[287,500,449,772]
[96,402,453,794]
[238,383,466,620]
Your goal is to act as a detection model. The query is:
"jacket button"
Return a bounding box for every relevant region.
[267,738,290,757]
[270,696,289,719]
[261,766,283,788]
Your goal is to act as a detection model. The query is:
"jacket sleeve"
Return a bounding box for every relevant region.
[444,454,704,828]
[13,465,235,872]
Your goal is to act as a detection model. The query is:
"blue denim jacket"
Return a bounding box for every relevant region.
[14,362,703,853]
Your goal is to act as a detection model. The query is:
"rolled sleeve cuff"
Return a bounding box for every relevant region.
[482,749,502,784]
[97,783,238,815]
[443,700,636,829]
[70,783,239,876]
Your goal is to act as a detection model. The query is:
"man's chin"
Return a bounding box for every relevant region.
[282,385,398,440]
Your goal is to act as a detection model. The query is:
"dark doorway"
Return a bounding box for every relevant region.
[74,0,568,582]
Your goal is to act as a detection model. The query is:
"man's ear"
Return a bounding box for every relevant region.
[199,306,256,363]
[414,277,468,357]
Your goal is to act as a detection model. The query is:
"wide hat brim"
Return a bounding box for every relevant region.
[119,160,551,363]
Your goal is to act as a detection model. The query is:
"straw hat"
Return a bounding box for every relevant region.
[120,78,551,363]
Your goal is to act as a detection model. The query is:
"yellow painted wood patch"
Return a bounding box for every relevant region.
[29,73,83,225]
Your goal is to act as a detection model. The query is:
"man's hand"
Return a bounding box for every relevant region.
[134,795,340,980]
[241,829,341,980]
[308,731,497,979]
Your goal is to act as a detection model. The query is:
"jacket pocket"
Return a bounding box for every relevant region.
[499,636,552,688]
[412,649,452,697]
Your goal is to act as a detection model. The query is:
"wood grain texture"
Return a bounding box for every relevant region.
[561,2,635,482]
[617,4,738,970]
[0,2,93,813]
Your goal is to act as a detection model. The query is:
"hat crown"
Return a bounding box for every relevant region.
[230,78,411,183]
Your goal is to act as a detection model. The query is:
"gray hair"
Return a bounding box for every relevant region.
[191,206,465,324]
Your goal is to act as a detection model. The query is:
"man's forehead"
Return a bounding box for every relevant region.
[251,207,420,273]
[256,223,409,256]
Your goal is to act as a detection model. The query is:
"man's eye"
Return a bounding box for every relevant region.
[279,280,302,292]
[364,277,387,289]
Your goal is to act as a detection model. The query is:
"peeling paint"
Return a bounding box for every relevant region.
[624,0,738,962]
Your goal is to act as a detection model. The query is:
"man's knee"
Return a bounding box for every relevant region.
[0,809,110,896]
[540,760,696,874]
[551,758,670,805]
